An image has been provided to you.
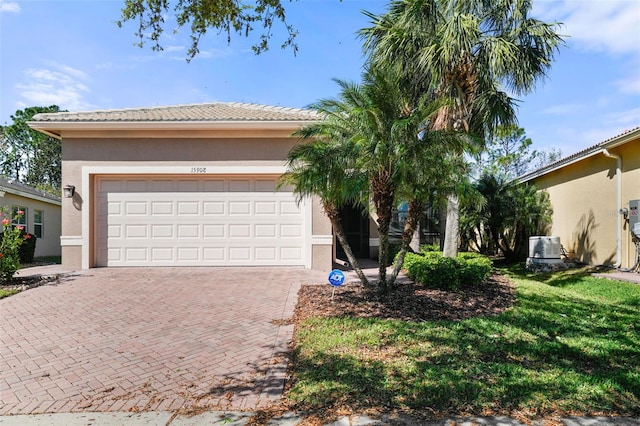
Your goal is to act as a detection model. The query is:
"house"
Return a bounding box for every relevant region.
[28,103,337,271]
[0,177,62,258]
[518,127,640,269]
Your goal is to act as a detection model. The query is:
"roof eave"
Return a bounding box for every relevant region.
[27,119,319,139]
[0,186,62,206]
[517,127,640,184]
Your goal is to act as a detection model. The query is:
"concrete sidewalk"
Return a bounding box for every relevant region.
[0,411,638,425]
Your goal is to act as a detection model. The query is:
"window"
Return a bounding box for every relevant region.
[11,206,27,227]
[34,210,43,239]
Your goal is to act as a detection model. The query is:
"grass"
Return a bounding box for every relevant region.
[288,266,640,418]
[32,255,62,265]
[19,255,62,269]
[0,288,19,299]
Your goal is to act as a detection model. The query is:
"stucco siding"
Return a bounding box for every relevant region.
[62,138,300,162]
[532,141,639,268]
[60,136,332,271]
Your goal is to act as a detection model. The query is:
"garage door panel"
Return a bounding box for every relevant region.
[96,176,306,267]
[203,202,225,215]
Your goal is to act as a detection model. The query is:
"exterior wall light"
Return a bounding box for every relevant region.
[63,185,75,198]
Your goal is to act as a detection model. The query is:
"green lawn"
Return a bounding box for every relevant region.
[288,266,640,418]
[0,288,19,299]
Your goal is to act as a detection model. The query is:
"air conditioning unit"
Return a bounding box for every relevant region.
[529,236,561,259]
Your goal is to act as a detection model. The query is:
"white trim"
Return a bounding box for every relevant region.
[0,187,61,206]
[60,236,83,246]
[304,197,313,269]
[311,235,334,245]
[82,166,311,269]
[29,120,316,131]
[369,238,380,247]
[84,165,287,175]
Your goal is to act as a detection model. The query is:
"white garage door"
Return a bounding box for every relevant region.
[95,176,306,267]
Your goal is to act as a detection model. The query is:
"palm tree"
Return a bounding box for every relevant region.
[295,66,460,291]
[280,136,371,286]
[360,0,564,257]
[389,130,468,286]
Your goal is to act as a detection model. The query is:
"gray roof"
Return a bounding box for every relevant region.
[0,176,61,205]
[30,102,319,123]
[518,126,640,183]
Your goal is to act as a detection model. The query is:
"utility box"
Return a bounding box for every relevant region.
[529,236,561,259]
[629,199,640,229]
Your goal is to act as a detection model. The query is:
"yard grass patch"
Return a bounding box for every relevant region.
[0,288,19,299]
[287,267,640,418]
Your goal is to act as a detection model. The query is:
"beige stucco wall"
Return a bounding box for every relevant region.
[60,134,332,271]
[0,193,61,257]
[532,140,639,268]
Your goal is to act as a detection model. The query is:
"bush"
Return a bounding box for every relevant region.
[0,209,28,283]
[403,251,493,290]
[420,244,441,252]
[18,231,36,263]
[458,255,493,284]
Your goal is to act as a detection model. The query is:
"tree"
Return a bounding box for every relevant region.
[118,0,299,60]
[1,106,64,194]
[280,133,371,287]
[361,0,564,258]
[294,66,464,291]
[478,124,563,180]
[460,173,552,260]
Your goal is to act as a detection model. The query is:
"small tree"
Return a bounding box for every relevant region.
[0,208,28,283]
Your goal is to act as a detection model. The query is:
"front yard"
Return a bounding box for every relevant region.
[284,266,640,423]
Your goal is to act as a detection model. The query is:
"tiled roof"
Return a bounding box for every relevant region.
[518,126,640,183]
[30,102,320,122]
[0,176,61,204]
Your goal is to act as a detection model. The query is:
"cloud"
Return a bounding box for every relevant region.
[164,45,185,53]
[539,103,583,115]
[534,0,640,56]
[0,1,20,13]
[604,107,640,126]
[15,63,96,112]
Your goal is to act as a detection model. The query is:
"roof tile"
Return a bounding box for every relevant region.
[30,102,319,123]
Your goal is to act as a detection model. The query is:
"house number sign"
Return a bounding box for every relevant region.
[190,167,207,173]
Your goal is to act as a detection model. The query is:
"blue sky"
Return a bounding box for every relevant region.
[1,0,638,157]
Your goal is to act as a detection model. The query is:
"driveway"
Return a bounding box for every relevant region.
[0,267,327,415]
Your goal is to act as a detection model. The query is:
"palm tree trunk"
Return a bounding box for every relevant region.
[442,195,459,257]
[323,202,370,287]
[389,199,422,287]
[372,174,394,292]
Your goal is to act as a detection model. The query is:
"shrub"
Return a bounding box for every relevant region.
[18,231,37,263]
[0,209,27,283]
[403,251,493,290]
[458,255,493,284]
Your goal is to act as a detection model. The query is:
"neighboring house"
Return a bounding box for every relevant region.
[0,177,62,258]
[519,127,640,269]
[28,103,336,271]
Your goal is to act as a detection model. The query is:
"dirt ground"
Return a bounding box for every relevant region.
[293,272,516,323]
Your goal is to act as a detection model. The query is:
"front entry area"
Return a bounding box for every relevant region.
[94,175,307,267]
[336,204,370,261]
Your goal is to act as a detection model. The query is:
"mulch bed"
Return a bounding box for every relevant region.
[293,272,516,323]
[0,273,61,294]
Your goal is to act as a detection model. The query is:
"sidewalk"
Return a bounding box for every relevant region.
[1,411,639,425]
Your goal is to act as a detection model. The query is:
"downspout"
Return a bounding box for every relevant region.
[602,149,622,268]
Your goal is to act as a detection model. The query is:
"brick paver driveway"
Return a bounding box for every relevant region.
[0,267,327,415]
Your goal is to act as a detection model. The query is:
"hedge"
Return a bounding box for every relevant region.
[403,251,492,290]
